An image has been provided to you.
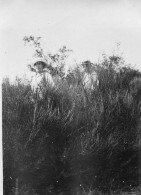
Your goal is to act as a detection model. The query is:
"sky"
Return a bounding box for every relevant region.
[0,0,141,81]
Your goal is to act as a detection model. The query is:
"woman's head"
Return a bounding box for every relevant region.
[34,61,47,73]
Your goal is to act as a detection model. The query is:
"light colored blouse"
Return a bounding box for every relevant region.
[30,71,54,97]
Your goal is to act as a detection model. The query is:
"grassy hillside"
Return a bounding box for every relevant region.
[2,55,141,195]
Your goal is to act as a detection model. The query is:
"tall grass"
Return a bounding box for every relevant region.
[2,56,141,194]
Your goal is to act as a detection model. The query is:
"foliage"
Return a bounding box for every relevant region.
[2,44,141,194]
[23,36,72,78]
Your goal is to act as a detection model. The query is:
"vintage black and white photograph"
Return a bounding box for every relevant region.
[1,0,141,194]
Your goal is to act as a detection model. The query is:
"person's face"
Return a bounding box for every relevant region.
[36,64,43,73]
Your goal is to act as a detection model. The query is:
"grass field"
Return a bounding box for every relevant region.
[2,55,141,195]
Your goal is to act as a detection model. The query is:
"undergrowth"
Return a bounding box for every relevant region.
[2,55,141,195]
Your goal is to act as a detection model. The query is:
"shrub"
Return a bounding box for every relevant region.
[2,54,141,194]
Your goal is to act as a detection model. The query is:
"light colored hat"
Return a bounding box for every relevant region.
[33,58,47,69]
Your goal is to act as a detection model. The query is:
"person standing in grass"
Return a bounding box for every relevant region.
[30,59,54,127]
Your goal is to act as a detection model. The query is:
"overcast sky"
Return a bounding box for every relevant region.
[0,0,141,81]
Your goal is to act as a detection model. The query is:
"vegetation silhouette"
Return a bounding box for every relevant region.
[3,37,141,194]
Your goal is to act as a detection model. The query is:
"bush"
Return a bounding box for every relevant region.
[2,55,141,194]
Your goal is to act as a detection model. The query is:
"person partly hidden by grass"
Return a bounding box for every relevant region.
[29,59,55,127]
